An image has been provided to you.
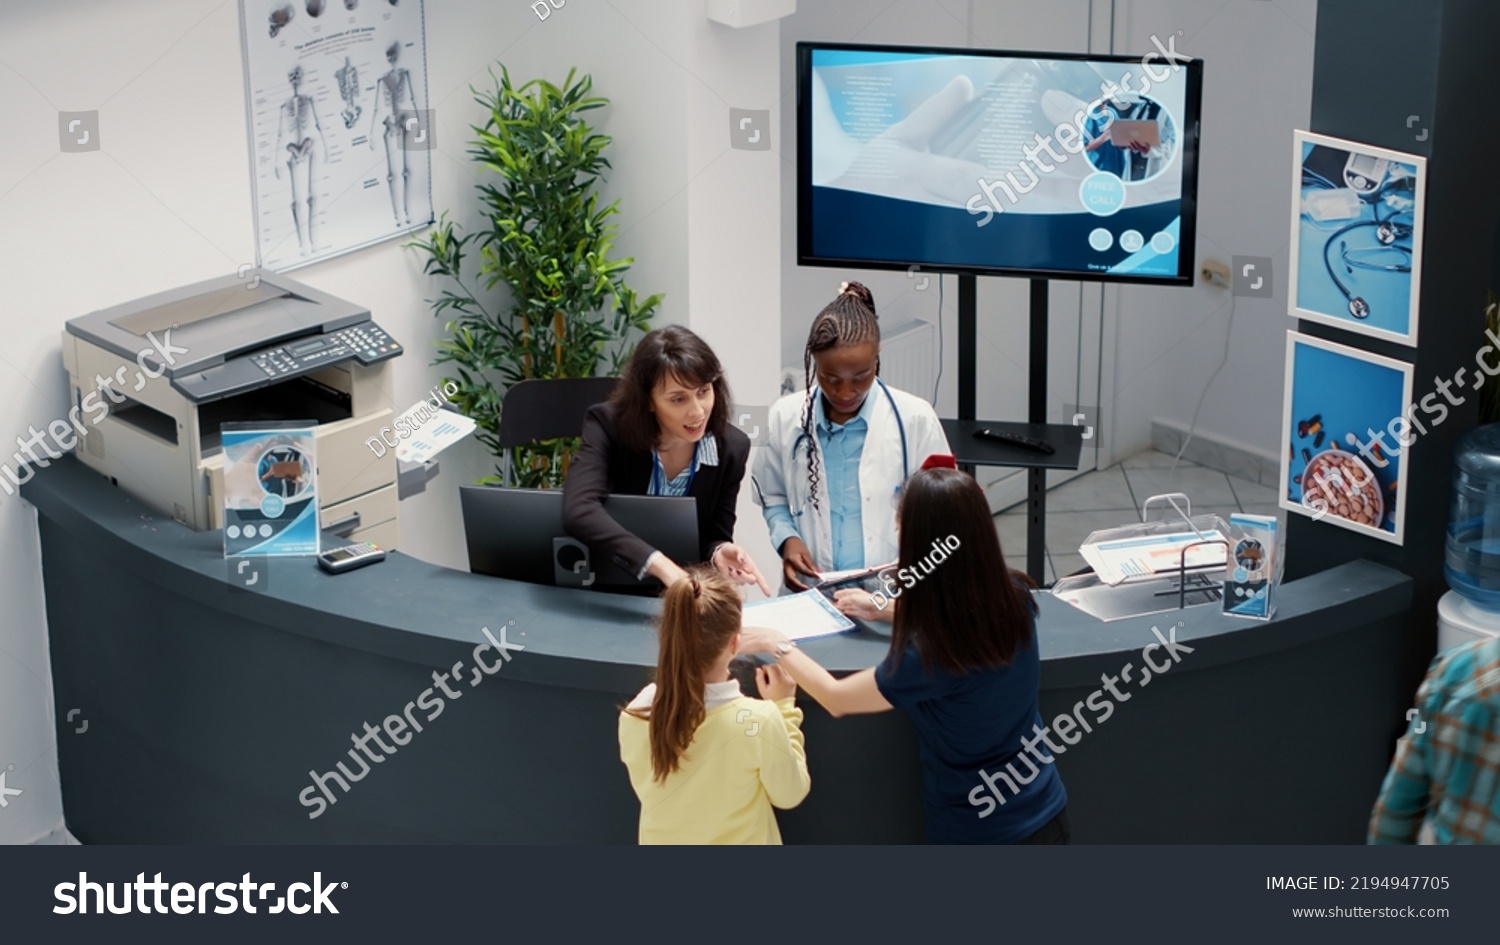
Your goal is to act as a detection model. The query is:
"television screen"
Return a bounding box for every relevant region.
[798,43,1203,284]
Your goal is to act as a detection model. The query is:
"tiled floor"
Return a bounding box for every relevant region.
[995,449,1285,586]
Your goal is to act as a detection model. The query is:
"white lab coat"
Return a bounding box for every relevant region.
[751,379,950,572]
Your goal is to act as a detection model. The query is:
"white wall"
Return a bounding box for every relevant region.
[0,0,779,844]
[1104,0,1317,463]
[684,12,784,580]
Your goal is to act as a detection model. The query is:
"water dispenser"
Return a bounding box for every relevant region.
[1445,424,1500,609]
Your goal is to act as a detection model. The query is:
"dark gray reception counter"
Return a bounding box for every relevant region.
[24,457,1415,843]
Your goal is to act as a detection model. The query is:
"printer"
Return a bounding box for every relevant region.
[63,270,402,548]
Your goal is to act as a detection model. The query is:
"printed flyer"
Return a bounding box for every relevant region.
[222,421,320,557]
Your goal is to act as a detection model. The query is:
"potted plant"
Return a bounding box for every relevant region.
[409,66,661,487]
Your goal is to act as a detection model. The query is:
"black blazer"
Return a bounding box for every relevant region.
[561,402,752,578]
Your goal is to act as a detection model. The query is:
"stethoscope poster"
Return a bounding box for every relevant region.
[1278,332,1413,546]
[1287,130,1426,346]
[238,0,434,272]
[221,422,321,557]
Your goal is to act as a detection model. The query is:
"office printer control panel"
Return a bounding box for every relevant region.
[170,320,403,403]
[249,323,401,378]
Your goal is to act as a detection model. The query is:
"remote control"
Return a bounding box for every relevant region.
[317,541,387,574]
[973,428,1055,455]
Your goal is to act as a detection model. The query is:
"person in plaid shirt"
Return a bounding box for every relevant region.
[1368,636,1500,844]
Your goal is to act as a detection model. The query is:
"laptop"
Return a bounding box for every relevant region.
[459,485,698,590]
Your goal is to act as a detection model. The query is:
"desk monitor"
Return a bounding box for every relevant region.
[459,486,698,590]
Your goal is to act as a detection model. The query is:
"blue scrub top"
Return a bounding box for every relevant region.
[816,390,876,570]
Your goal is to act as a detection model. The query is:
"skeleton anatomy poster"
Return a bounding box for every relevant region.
[239,0,434,271]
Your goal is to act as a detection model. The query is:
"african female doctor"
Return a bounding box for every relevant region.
[752,281,950,597]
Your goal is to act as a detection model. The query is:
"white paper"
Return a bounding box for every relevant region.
[1080,529,1230,586]
[393,407,476,464]
[743,590,856,642]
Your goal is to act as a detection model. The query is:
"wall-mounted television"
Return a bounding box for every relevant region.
[797,42,1204,285]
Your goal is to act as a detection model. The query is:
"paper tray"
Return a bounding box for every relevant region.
[1078,512,1234,586]
[1051,567,1226,622]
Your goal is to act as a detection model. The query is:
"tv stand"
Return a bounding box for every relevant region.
[950,275,1081,584]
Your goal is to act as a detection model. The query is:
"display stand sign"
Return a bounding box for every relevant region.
[222,421,320,558]
[1224,513,1278,620]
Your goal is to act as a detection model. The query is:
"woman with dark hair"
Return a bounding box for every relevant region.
[738,465,1069,844]
[752,281,949,593]
[563,325,771,592]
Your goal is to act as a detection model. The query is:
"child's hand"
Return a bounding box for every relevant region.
[737,626,789,655]
[756,663,797,702]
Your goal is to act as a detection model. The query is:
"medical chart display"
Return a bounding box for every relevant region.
[1289,131,1425,346]
[800,46,1202,283]
[1279,332,1413,545]
[239,0,434,272]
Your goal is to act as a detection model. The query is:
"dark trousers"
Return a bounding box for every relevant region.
[1017,807,1071,844]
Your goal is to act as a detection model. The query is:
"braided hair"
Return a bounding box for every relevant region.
[800,281,881,512]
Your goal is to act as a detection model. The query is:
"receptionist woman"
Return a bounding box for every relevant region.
[562,326,772,594]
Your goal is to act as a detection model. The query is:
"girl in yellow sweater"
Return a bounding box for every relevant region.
[619,567,811,844]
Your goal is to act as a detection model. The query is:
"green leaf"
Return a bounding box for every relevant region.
[409,66,662,483]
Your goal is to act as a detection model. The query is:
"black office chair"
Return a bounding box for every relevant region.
[499,376,620,485]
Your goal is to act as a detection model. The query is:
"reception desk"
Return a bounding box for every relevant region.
[24,457,1415,843]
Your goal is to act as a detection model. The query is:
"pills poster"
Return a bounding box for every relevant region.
[1288,130,1425,347]
[1279,332,1412,544]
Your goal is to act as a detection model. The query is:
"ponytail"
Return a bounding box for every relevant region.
[627,567,742,781]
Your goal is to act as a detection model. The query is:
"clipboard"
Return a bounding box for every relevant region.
[1108,120,1160,148]
[807,561,896,599]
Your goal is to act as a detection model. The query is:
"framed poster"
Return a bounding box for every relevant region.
[239,0,434,271]
[1288,130,1425,346]
[1280,331,1414,545]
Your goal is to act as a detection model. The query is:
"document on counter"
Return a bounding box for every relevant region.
[742,589,857,642]
[1080,529,1230,586]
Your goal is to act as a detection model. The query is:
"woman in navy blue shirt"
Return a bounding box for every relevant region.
[739,463,1068,844]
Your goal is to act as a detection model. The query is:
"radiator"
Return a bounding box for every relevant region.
[878,319,937,402]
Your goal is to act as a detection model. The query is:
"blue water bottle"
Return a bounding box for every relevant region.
[1445,424,1500,609]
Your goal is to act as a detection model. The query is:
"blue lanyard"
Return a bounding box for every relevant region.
[652,441,700,495]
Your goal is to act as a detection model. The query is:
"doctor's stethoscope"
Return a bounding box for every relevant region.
[792,377,910,486]
[1308,174,1415,321]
